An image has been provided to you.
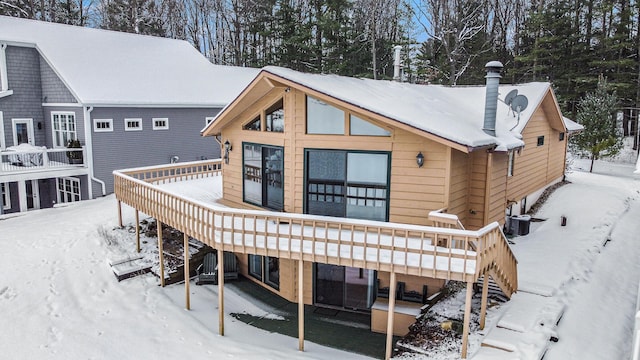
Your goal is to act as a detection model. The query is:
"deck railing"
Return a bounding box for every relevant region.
[114,159,517,292]
[0,147,86,173]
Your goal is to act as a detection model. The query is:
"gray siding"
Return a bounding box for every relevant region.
[42,106,85,148]
[0,46,46,147]
[90,107,221,196]
[40,57,77,103]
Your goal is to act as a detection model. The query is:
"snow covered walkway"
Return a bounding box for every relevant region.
[472,161,640,359]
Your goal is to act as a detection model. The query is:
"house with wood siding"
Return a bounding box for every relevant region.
[113,61,578,359]
[0,16,257,214]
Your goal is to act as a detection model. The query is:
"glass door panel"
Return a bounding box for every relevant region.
[314,263,345,307]
[344,267,375,310]
[263,147,283,210]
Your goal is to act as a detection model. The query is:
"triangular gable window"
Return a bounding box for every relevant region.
[350,115,390,136]
[243,116,261,131]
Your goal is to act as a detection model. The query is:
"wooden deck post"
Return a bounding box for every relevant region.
[217,250,225,336]
[135,210,140,253]
[385,272,397,360]
[157,221,165,287]
[184,233,190,310]
[298,259,304,351]
[480,275,489,330]
[461,281,474,359]
[117,200,123,228]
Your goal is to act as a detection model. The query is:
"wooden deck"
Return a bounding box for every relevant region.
[113,159,518,359]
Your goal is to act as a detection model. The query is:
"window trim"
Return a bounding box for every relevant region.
[56,177,81,204]
[1,182,10,210]
[306,95,346,135]
[51,112,76,148]
[124,118,143,132]
[93,118,113,133]
[247,254,279,290]
[152,118,169,130]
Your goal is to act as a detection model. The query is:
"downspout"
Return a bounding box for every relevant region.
[0,44,8,92]
[83,105,106,197]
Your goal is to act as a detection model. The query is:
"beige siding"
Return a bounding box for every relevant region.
[448,149,470,225]
[507,101,566,202]
[466,151,488,230]
[487,152,508,225]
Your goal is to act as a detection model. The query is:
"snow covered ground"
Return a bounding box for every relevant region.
[1,148,639,359]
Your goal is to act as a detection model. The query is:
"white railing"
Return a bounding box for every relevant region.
[0,147,85,173]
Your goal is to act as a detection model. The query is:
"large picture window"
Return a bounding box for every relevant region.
[243,143,284,210]
[52,112,76,147]
[248,254,279,290]
[306,150,389,222]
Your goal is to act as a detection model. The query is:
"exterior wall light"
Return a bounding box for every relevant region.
[416,152,424,168]
[224,140,232,164]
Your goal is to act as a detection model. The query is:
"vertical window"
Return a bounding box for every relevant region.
[1,183,10,210]
[93,119,113,132]
[124,118,142,131]
[559,132,565,141]
[265,99,284,132]
[248,254,263,280]
[152,118,169,130]
[537,136,545,146]
[306,96,345,134]
[243,143,284,210]
[57,177,81,204]
[52,112,76,147]
[508,151,515,177]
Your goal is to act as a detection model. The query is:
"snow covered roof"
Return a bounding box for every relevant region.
[0,16,259,106]
[563,116,584,133]
[260,66,556,151]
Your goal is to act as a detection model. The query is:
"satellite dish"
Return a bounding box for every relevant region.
[504,89,519,106]
[510,95,529,112]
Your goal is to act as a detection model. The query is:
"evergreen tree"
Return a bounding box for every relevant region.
[100,0,165,36]
[573,77,623,172]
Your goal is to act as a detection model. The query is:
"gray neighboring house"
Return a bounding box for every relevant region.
[0,16,258,214]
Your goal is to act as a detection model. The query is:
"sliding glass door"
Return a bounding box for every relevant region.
[243,143,283,211]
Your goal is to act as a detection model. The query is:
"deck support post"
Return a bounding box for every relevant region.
[461,281,474,359]
[184,233,190,310]
[117,200,123,228]
[480,275,489,329]
[157,221,165,287]
[385,272,397,360]
[217,250,225,336]
[298,259,304,351]
[135,210,140,253]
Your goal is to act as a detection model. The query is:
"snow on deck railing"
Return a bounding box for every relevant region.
[1,148,85,173]
[114,159,517,289]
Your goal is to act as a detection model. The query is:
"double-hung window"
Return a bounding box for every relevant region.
[52,112,76,147]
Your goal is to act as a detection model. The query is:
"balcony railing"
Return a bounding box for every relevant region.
[0,147,86,173]
[113,159,518,294]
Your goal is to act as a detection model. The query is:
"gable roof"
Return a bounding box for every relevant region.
[0,16,259,107]
[204,66,561,152]
[563,116,585,134]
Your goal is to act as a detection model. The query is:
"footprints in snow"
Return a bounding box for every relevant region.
[0,286,17,300]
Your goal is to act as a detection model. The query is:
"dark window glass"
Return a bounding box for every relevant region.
[266,99,284,133]
[537,136,545,146]
[559,132,565,141]
[243,116,261,131]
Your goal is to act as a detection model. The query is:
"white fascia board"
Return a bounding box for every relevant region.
[84,101,226,108]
